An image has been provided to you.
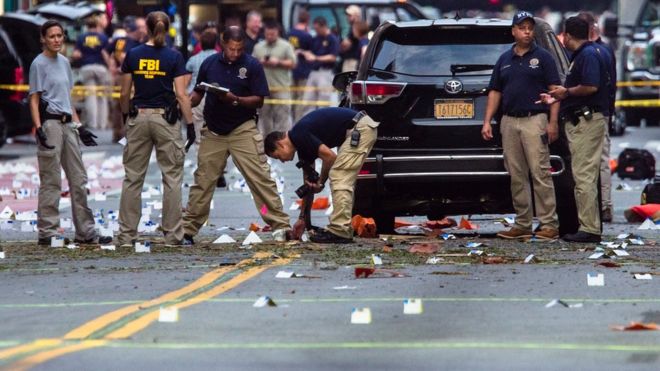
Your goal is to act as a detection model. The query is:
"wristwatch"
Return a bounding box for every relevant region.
[232,97,239,106]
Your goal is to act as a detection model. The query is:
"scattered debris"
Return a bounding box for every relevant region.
[463,242,484,248]
[483,257,507,264]
[333,285,357,290]
[351,308,372,324]
[371,254,383,265]
[242,231,262,246]
[394,225,431,235]
[616,183,632,191]
[135,241,151,253]
[467,250,484,256]
[158,306,179,322]
[352,215,377,238]
[440,233,457,240]
[425,257,445,264]
[253,296,277,307]
[458,216,478,230]
[100,245,116,251]
[423,218,457,229]
[0,251,5,259]
[403,299,423,314]
[633,273,653,280]
[596,261,621,268]
[354,267,408,278]
[545,299,583,309]
[610,322,659,331]
[213,234,236,244]
[523,254,537,264]
[638,218,660,230]
[587,273,605,286]
[408,243,439,254]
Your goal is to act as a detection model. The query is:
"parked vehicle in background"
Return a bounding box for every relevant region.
[333,17,580,235]
[283,0,427,38]
[605,0,660,127]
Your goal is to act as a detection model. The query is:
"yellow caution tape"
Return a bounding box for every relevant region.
[617,80,660,87]
[615,99,660,107]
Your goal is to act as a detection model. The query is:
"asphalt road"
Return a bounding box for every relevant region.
[0,127,658,370]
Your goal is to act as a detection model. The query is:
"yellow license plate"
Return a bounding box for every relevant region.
[434,99,474,119]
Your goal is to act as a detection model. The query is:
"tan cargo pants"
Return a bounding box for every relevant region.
[258,91,292,135]
[600,123,612,212]
[326,115,379,239]
[501,114,558,231]
[37,120,96,241]
[183,120,290,236]
[565,113,606,235]
[118,111,185,245]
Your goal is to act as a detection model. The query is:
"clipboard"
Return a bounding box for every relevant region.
[198,82,230,96]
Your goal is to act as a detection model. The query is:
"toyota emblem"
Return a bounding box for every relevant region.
[445,79,463,94]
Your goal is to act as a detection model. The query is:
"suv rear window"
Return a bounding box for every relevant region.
[372,27,513,76]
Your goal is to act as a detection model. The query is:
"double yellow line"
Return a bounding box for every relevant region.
[0,251,291,371]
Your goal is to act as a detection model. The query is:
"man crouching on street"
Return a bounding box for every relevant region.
[265,107,379,244]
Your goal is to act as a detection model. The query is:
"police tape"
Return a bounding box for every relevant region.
[615,99,660,108]
[616,81,660,87]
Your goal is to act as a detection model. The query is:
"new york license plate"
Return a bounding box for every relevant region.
[434,99,475,119]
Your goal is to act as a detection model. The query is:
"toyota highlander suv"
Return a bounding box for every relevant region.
[334,17,580,235]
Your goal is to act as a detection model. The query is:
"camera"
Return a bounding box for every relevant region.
[295,161,320,198]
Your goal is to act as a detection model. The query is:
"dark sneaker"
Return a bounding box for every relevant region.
[216,175,227,188]
[74,236,112,245]
[496,227,532,240]
[563,231,601,243]
[534,227,559,241]
[183,234,195,245]
[310,229,353,244]
[38,236,70,246]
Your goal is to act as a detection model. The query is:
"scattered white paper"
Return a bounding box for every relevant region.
[135,242,151,253]
[588,252,605,260]
[0,206,14,219]
[587,273,605,286]
[467,250,484,256]
[51,236,65,248]
[426,257,444,264]
[612,249,630,257]
[441,233,456,240]
[289,202,300,211]
[616,233,630,240]
[634,274,653,280]
[638,218,660,230]
[242,231,262,246]
[253,296,277,307]
[94,192,107,201]
[524,254,537,264]
[100,245,116,251]
[0,251,5,259]
[333,285,357,290]
[213,234,236,244]
[158,306,179,322]
[403,299,423,314]
[66,244,78,250]
[351,308,372,324]
[275,271,295,278]
[371,254,383,265]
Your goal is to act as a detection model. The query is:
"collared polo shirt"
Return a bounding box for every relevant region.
[489,43,560,115]
[310,33,339,70]
[76,31,109,66]
[196,52,269,135]
[288,107,358,163]
[562,41,608,115]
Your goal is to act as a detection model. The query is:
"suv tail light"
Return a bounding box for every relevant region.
[350,81,406,104]
[10,67,25,102]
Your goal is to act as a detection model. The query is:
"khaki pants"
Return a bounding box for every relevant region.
[600,123,612,211]
[302,69,334,116]
[565,113,606,235]
[258,91,292,135]
[326,115,379,239]
[37,120,96,241]
[183,120,290,236]
[80,64,111,129]
[292,78,307,124]
[118,111,185,245]
[501,114,558,231]
[192,98,206,145]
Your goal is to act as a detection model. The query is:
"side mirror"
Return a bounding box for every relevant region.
[333,71,357,92]
[603,16,618,39]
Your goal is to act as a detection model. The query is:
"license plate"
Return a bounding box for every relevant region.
[434,99,474,119]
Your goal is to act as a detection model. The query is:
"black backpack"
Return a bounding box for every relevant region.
[617,148,656,180]
[641,176,660,204]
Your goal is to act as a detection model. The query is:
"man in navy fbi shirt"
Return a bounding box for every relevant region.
[265,107,380,244]
[182,26,292,244]
[300,17,339,115]
[544,16,609,243]
[482,11,561,241]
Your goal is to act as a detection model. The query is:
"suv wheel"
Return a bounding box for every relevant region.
[375,213,395,234]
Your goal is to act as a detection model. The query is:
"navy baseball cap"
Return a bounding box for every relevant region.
[512,11,535,26]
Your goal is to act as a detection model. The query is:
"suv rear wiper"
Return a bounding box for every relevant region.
[450,64,495,76]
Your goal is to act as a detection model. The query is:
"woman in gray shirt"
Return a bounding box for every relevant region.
[29,20,110,246]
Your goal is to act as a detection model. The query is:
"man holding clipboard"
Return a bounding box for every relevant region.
[182,26,292,244]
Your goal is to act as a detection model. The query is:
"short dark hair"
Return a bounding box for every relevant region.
[313,16,327,27]
[221,25,245,43]
[264,131,286,156]
[200,29,217,50]
[41,20,63,37]
[577,11,596,27]
[297,9,310,24]
[264,20,280,31]
[564,16,589,40]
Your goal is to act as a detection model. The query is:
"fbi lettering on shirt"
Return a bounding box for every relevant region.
[136,59,166,79]
[84,35,101,48]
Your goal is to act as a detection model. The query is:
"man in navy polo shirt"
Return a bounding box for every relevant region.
[544,16,608,243]
[482,11,561,241]
[182,26,292,243]
[301,17,339,115]
[264,107,379,244]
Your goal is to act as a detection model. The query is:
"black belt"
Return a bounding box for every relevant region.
[43,112,72,123]
[561,106,602,125]
[505,111,547,118]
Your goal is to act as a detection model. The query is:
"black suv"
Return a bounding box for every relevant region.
[334,17,580,235]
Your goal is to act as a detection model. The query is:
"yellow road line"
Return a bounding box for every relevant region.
[7,340,106,371]
[1,252,289,370]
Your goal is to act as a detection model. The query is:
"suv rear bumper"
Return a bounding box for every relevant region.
[357,154,565,180]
